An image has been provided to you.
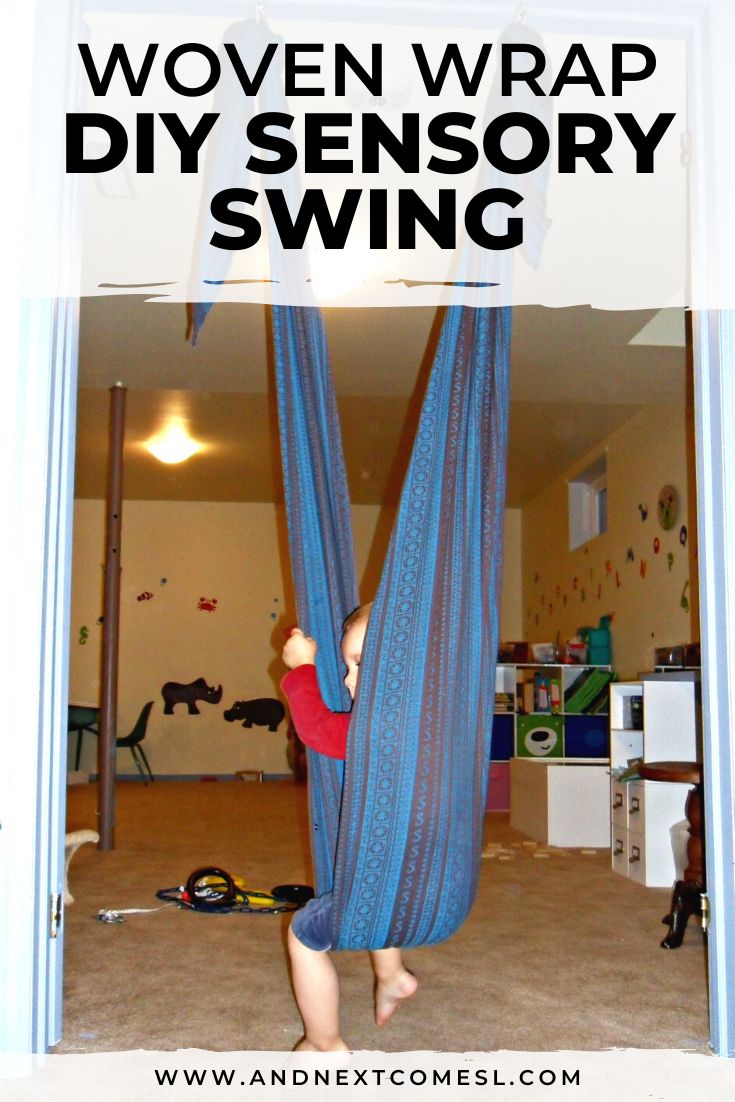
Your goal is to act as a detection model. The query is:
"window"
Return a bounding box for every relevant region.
[568,454,608,550]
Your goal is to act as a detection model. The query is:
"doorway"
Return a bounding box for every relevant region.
[5,0,735,1060]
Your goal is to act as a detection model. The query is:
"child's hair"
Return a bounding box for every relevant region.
[342,602,373,632]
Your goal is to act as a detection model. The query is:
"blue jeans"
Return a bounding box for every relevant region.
[290,891,333,951]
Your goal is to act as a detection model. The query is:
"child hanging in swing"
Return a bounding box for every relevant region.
[281,603,419,1052]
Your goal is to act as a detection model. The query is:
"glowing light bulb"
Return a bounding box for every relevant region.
[145,421,202,464]
[307,238,372,300]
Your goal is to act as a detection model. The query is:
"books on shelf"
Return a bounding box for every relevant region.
[498,662,613,717]
[494,692,515,713]
[563,667,613,714]
[533,672,563,713]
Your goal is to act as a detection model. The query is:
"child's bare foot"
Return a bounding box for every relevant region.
[293,1036,350,1052]
[374,969,418,1027]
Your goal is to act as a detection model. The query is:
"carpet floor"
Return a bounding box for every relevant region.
[59,779,710,1053]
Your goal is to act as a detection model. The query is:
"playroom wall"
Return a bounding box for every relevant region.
[69,501,522,777]
[521,403,698,680]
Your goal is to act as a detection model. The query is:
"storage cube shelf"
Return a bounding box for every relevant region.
[492,662,611,822]
[491,663,612,818]
[494,663,612,760]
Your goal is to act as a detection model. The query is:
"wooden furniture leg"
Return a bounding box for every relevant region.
[638,761,704,949]
[661,780,705,948]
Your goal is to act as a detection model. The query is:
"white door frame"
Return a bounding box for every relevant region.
[0,0,81,1059]
[687,0,735,1059]
[692,311,735,1056]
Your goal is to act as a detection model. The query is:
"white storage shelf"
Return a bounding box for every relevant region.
[510,757,611,848]
[609,676,699,887]
[495,662,611,760]
[497,662,611,713]
[610,675,699,768]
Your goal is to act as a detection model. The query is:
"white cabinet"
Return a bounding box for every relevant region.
[609,676,699,887]
[609,674,699,769]
[511,757,611,847]
[611,777,692,886]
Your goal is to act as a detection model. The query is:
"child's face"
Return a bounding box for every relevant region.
[341,619,367,699]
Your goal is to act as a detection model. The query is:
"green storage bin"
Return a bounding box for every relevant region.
[515,714,564,758]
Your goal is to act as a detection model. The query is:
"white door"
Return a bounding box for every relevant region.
[0,0,81,1055]
[0,299,79,1055]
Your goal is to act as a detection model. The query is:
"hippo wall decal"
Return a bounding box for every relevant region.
[161,677,223,715]
[223,698,286,731]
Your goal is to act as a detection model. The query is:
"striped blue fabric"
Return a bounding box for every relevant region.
[270,305,358,895]
[272,304,511,949]
[188,17,514,950]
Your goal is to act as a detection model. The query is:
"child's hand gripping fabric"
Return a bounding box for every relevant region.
[280,627,347,760]
[282,627,318,669]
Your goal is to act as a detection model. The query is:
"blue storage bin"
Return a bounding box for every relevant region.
[564,715,609,758]
[490,714,513,761]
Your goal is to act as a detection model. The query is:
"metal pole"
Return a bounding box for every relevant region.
[98,382,126,850]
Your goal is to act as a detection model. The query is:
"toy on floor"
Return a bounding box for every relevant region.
[156,867,314,915]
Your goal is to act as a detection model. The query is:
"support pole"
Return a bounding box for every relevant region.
[98,382,126,850]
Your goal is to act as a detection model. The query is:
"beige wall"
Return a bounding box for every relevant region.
[501,509,523,639]
[70,500,523,775]
[70,500,296,776]
[72,400,691,778]
[521,404,698,679]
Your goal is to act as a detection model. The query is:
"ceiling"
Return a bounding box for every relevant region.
[75,297,688,507]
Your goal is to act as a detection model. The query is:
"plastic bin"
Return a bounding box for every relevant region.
[580,624,611,665]
[566,641,588,663]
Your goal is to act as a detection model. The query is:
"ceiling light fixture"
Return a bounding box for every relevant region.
[307,237,372,300]
[145,420,202,464]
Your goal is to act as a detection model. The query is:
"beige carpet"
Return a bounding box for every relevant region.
[58,780,710,1053]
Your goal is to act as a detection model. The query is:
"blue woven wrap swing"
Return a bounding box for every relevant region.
[271,303,510,951]
[189,16,512,953]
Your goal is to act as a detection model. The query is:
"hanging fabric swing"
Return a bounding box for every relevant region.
[189,15,513,953]
[271,302,510,950]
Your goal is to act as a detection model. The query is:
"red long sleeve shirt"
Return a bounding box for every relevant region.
[281,664,350,760]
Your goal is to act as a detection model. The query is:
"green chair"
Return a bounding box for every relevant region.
[117,701,155,783]
[68,705,100,770]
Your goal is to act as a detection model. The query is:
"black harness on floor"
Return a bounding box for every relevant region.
[156,867,314,915]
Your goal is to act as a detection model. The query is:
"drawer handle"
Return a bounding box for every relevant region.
[629,845,641,864]
[613,839,624,855]
[629,796,640,814]
[613,793,623,809]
